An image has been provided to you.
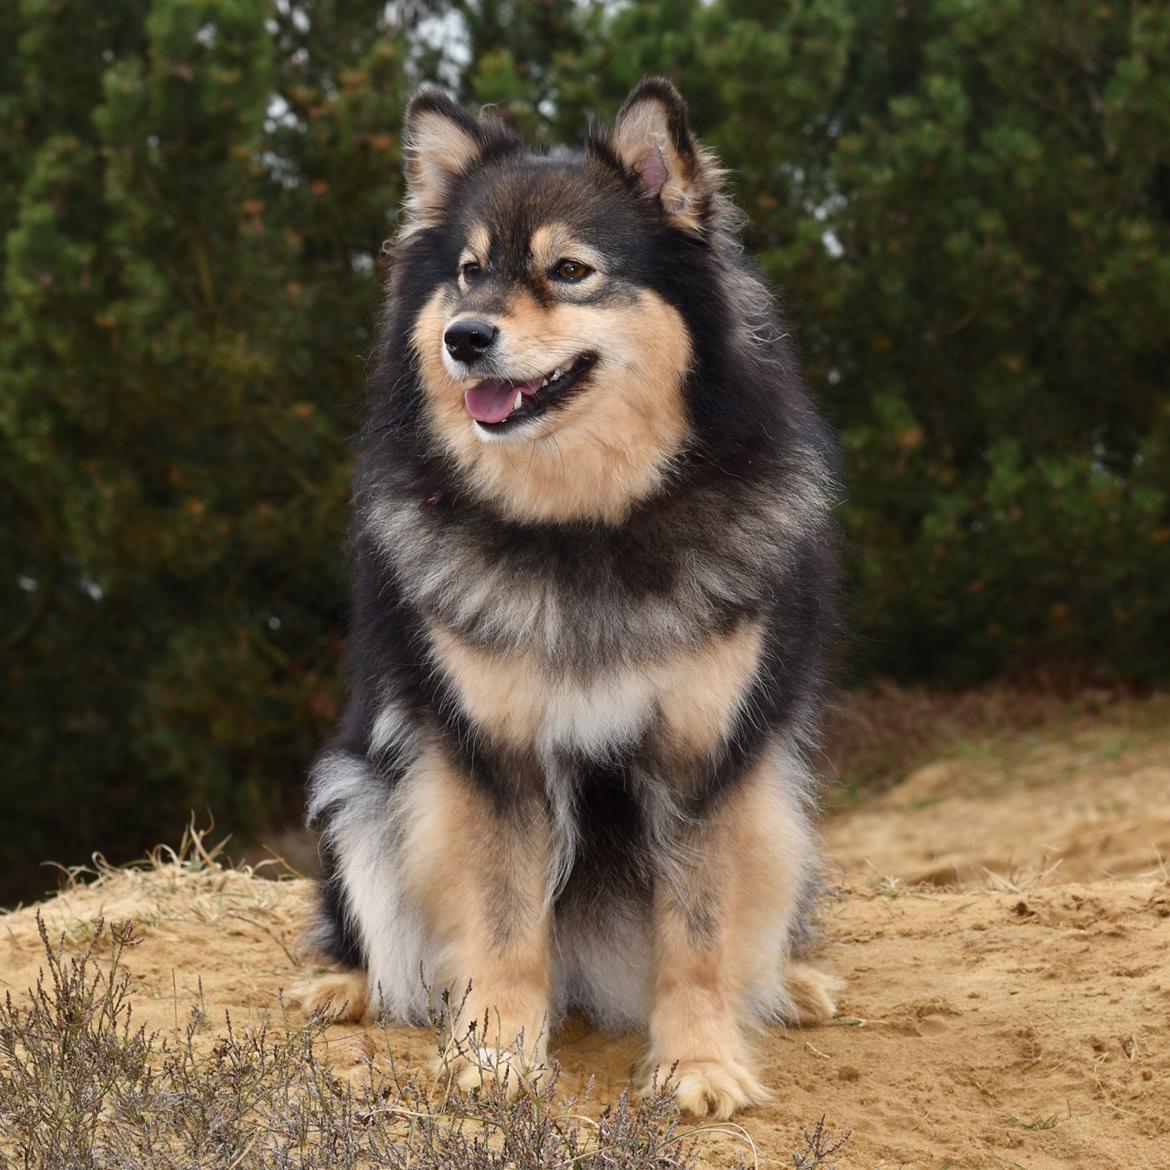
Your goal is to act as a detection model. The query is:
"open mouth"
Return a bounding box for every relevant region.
[464,353,597,430]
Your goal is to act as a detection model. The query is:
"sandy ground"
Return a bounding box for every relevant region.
[2,702,1168,1168]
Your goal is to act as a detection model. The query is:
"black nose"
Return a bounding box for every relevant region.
[444,319,497,365]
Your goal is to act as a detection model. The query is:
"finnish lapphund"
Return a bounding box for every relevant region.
[298,77,841,1120]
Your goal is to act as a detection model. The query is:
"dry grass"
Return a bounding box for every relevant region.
[31,819,297,932]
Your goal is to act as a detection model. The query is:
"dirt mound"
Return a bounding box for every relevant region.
[2,707,1168,1168]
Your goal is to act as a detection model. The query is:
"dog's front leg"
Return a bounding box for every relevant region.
[643,832,770,1120]
[643,749,826,1119]
[401,744,552,1095]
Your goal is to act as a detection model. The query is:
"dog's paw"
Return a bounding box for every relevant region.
[646,1058,769,1120]
[782,961,842,1026]
[290,971,368,1022]
[443,1045,547,1099]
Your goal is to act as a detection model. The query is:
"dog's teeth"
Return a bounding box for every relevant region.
[551,367,563,381]
[513,390,524,412]
[541,377,549,388]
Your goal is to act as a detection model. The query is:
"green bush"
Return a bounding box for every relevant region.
[2,0,1167,899]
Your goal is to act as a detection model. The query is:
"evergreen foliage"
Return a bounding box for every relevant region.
[2,0,1167,899]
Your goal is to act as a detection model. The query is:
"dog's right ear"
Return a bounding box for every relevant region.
[401,88,501,232]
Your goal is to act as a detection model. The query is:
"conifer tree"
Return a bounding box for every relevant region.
[2,0,1168,901]
[1,0,407,899]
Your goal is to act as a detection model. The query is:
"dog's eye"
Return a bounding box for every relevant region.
[553,259,592,282]
[461,261,483,282]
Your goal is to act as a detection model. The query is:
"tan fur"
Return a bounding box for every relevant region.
[643,747,833,1119]
[291,970,368,1023]
[412,285,692,524]
[657,622,765,756]
[428,620,764,758]
[463,223,491,267]
[428,625,544,747]
[782,962,842,1025]
[528,223,605,277]
[397,742,552,1086]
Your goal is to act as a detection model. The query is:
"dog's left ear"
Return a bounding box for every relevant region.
[603,78,723,233]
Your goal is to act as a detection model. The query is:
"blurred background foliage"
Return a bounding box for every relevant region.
[2,0,1168,903]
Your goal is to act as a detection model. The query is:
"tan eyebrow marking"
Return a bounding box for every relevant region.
[461,223,491,265]
[529,223,604,274]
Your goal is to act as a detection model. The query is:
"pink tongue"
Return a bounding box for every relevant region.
[464,377,542,424]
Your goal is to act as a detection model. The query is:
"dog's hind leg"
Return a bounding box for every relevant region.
[643,742,828,1119]
[291,969,369,1023]
[397,744,554,1096]
[780,961,841,1025]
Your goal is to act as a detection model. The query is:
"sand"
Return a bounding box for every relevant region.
[2,706,1168,1168]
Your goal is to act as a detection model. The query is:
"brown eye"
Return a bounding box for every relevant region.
[461,261,482,281]
[554,258,591,282]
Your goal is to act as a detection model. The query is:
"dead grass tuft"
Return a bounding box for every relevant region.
[4,819,301,946]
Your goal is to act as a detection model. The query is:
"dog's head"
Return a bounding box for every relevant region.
[393,80,729,524]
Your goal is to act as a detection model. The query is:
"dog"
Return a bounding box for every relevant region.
[298,77,841,1120]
